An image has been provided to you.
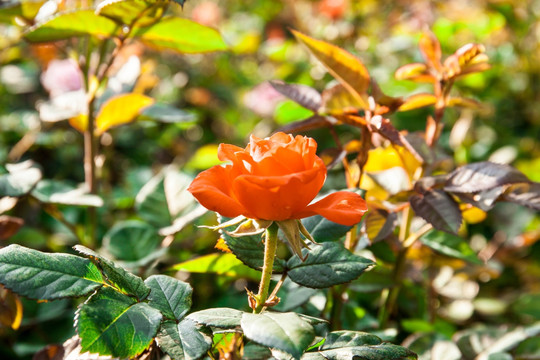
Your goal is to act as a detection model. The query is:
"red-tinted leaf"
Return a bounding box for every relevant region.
[277,115,336,134]
[443,43,488,79]
[0,216,24,240]
[445,162,530,194]
[270,81,321,112]
[410,190,462,234]
[455,186,507,211]
[419,31,442,72]
[369,116,424,163]
[501,182,540,211]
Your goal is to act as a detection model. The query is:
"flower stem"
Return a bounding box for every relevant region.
[254,222,279,313]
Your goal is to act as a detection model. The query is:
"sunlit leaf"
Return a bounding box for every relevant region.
[395,63,434,82]
[132,17,227,53]
[419,31,442,72]
[95,93,155,134]
[292,30,369,105]
[145,275,192,321]
[444,162,530,194]
[320,83,366,114]
[139,103,196,124]
[31,180,103,207]
[398,93,437,112]
[24,10,119,42]
[187,307,244,329]
[367,167,411,195]
[270,80,322,112]
[501,182,540,211]
[410,190,462,234]
[364,209,398,242]
[321,331,382,349]
[0,162,42,197]
[96,0,169,27]
[170,253,262,280]
[77,287,162,358]
[0,244,104,300]
[241,312,315,359]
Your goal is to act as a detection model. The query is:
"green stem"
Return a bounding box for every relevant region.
[254,222,279,313]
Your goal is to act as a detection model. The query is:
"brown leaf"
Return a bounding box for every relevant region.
[269,80,322,111]
[369,116,424,163]
[410,189,462,234]
[0,286,22,331]
[277,115,335,133]
[0,215,24,240]
[33,335,116,360]
[292,29,370,105]
[419,31,442,72]
[501,182,540,211]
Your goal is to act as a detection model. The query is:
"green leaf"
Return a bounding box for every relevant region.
[0,164,42,197]
[420,231,482,264]
[103,220,162,262]
[77,287,162,358]
[220,218,286,273]
[24,10,119,42]
[410,189,462,234]
[301,215,352,243]
[0,1,45,24]
[132,17,227,53]
[96,0,169,27]
[274,278,318,312]
[287,242,374,289]
[241,312,315,360]
[31,180,103,207]
[171,253,262,281]
[139,103,197,124]
[314,343,417,359]
[0,244,103,300]
[321,331,382,349]
[187,307,244,329]
[74,245,150,300]
[145,275,192,321]
[136,173,172,228]
[157,319,213,360]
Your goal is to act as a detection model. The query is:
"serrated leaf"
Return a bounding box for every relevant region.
[321,331,382,349]
[500,182,540,211]
[398,93,437,112]
[145,275,192,321]
[0,165,42,197]
[132,17,227,53]
[96,0,169,27]
[365,209,398,242]
[420,231,481,264]
[139,103,196,124]
[187,307,244,329]
[136,173,172,228]
[220,218,286,273]
[171,253,262,281]
[24,10,118,42]
[292,30,369,105]
[301,215,352,243]
[77,287,162,358]
[444,162,530,194]
[410,190,462,234]
[241,312,315,359]
[31,180,103,207]
[158,319,213,360]
[0,244,103,300]
[103,220,162,262]
[74,245,150,300]
[287,242,374,289]
[95,93,155,135]
[270,81,322,112]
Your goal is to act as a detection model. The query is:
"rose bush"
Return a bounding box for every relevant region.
[188,132,367,226]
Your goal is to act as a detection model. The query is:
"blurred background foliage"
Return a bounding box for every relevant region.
[0,0,539,359]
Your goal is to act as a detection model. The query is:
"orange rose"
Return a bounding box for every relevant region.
[188,132,367,226]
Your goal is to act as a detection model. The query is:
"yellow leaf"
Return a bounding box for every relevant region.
[0,286,23,330]
[419,31,442,72]
[95,93,155,135]
[462,206,487,224]
[394,63,434,83]
[291,30,369,107]
[398,93,437,112]
[69,113,88,132]
[320,84,366,115]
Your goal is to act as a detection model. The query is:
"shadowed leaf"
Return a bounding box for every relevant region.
[420,231,481,264]
[410,190,462,234]
[501,182,540,211]
[158,319,213,360]
[270,81,321,112]
[278,115,336,134]
[0,216,24,240]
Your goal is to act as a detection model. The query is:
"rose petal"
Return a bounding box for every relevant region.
[298,191,368,226]
[188,165,253,218]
